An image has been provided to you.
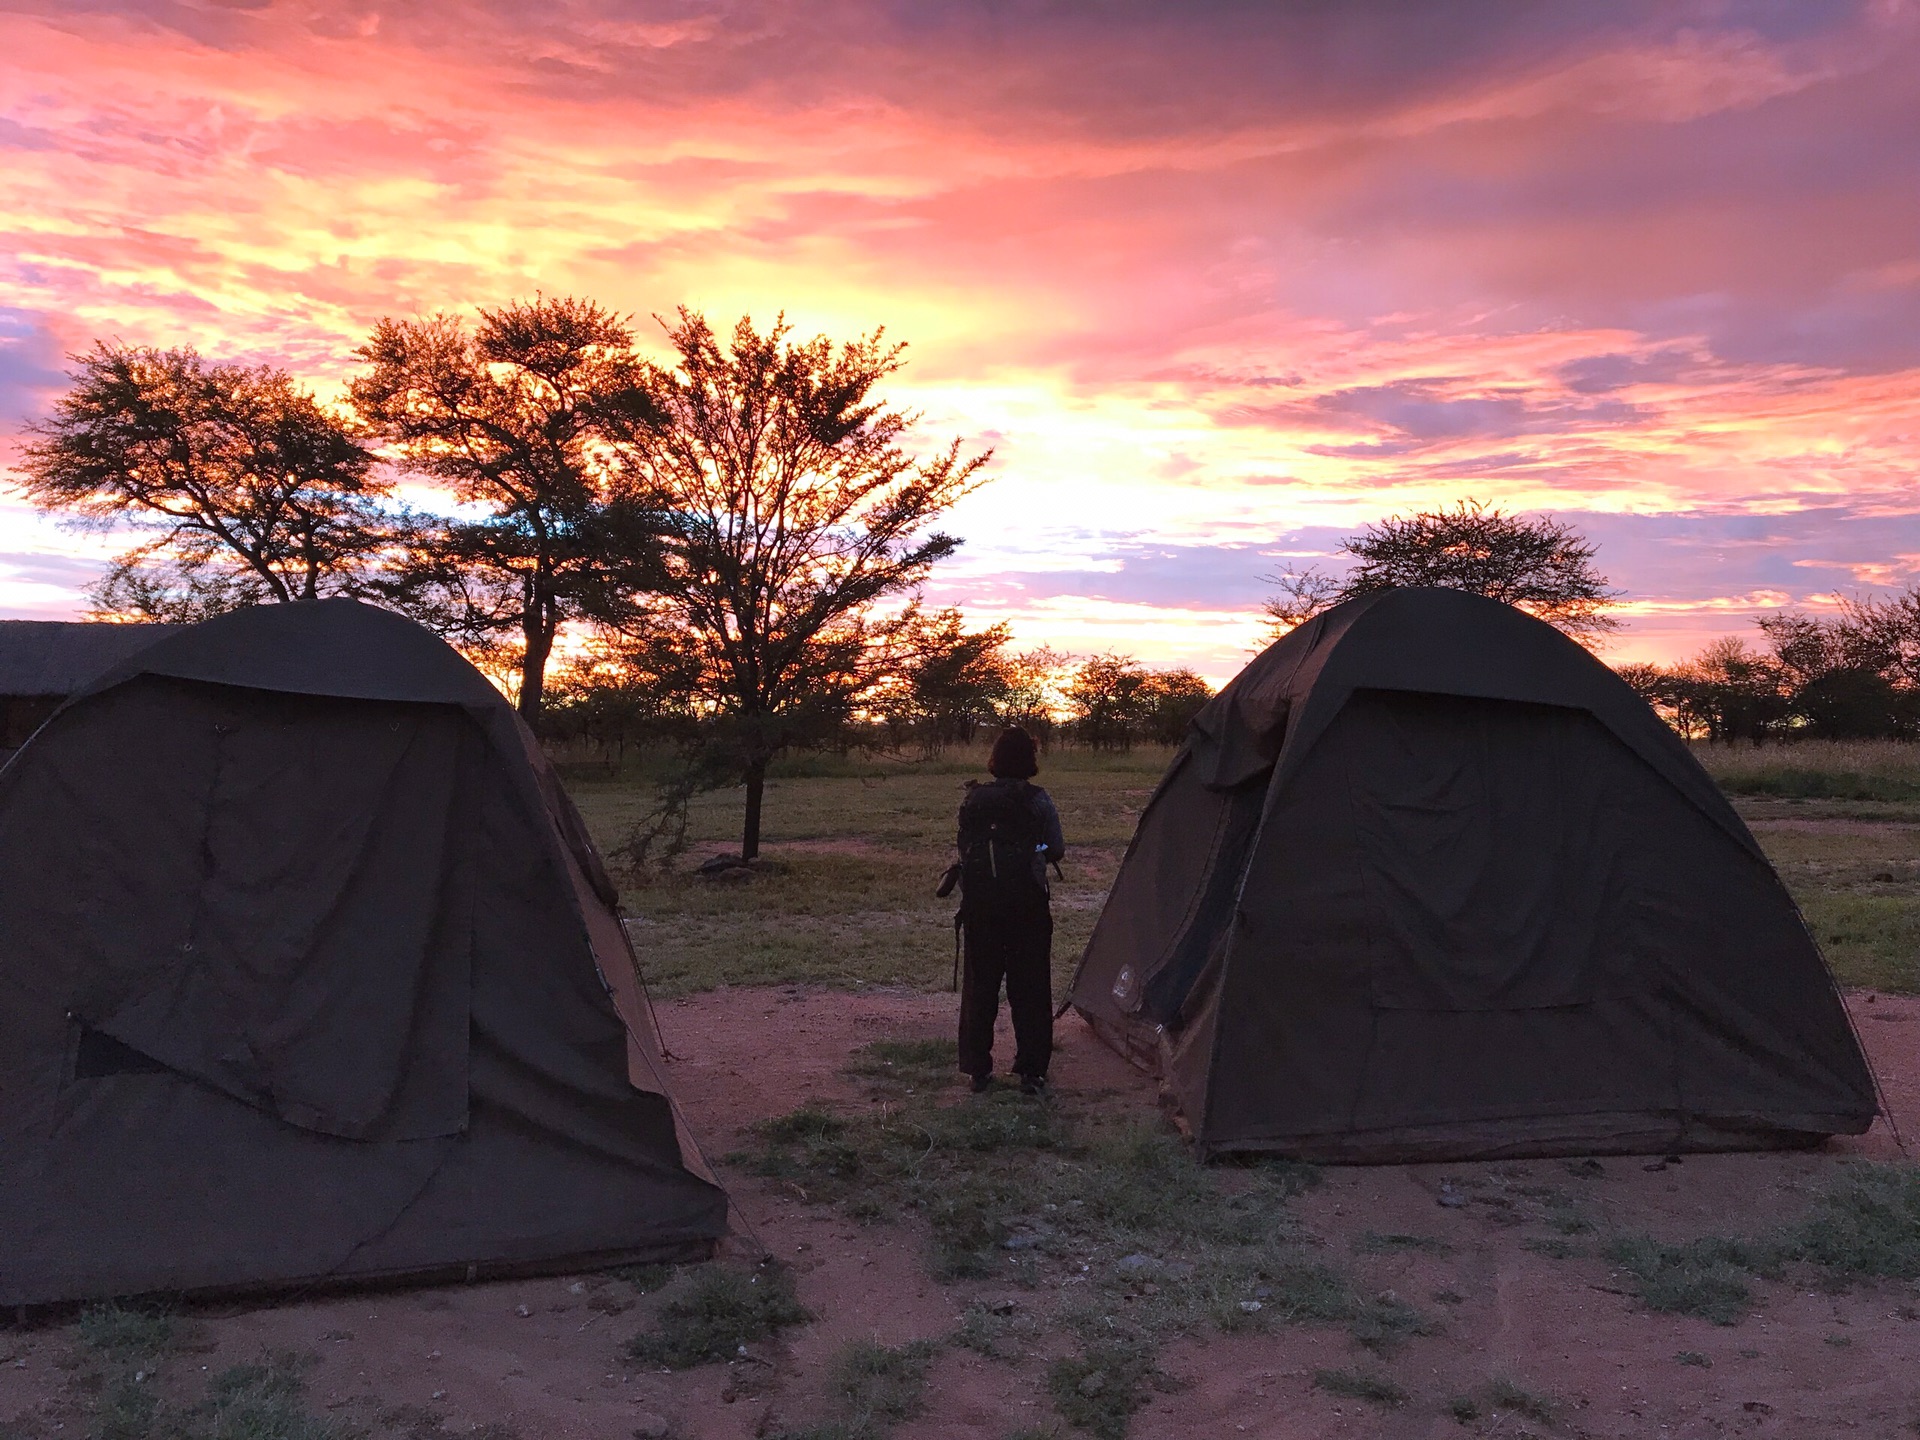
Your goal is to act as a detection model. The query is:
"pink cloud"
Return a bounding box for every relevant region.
[0,0,1916,673]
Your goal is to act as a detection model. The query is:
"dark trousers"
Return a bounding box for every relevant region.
[957,902,1053,1081]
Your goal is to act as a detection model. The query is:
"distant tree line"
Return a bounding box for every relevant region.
[1619,591,1920,742]
[12,299,1213,860]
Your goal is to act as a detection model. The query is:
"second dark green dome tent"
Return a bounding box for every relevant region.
[0,600,726,1306]
[1068,588,1877,1162]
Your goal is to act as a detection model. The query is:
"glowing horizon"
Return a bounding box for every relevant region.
[3,1,1918,686]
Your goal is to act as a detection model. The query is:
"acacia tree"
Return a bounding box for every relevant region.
[350,296,659,723]
[1264,500,1621,640]
[16,343,388,619]
[880,606,1018,754]
[1065,653,1212,749]
[606,310,992,860]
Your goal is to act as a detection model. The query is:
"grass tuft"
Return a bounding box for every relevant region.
[606,1261,676,1293]
[832,1339,938,1427]
[625,1263,811,1368]
[1488,1377,1557,1423]
[1310,1368,1406,1408]
[1789,1163,1920,1279]
[81,1349,349,1440]
[1047,1342,1158,1440]
[1351,1232,1454,1256]
[196,1356,348,1439]
[76,1304,175,1361]
[846,1039,957,1090]
[1602,1235,1782,1326]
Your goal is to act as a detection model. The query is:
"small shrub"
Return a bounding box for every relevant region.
[1791,1163,1920,1280]
[1446,1395,1481,1422]
[625,1263,810,1368]
[1675,1350,1712,1368]
[952,1302,1033,1359]
[76,1304,175,1361]
[1047,1343,1155,1440]
[1521,1237,1587,1260]
[1351,1232,1453,1256]
[1223,1155,1323,1196]
[1488,1377,1557,1423]
[197,1354,348,1440]
[94,1376,160,1440]
[1348,1295,1440,1354]
[1602,1235,1781,1326]
[607,1262,675,1293]
[1310,1368,1406,1408]
[831,1339,939,1427]
[1258,1262,1354,1324]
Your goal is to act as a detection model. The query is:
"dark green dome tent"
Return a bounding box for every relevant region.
[1068,588,1877,1162]
[0,600,726,1307]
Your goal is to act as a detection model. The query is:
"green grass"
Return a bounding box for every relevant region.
[1046,1343,1161,1440]
[1790,1162,1920,1279]
[951,1300,1038,1360]
[624,1263,811,1368]
[735,1038,1403,1437]
[1695,740,1920,802]
[1602,1234,1783,1326]
[76,1304,176,1361]
[1487,1377,1558,1424]
[1602,1163,1920,1326]
[1310,1368,1406,1408]
[569,744,1170,998]
[66,1306,347,1440]
[1794,894,1920,993]
[1350,1231,1454,1256]
[770,1339,940,1440]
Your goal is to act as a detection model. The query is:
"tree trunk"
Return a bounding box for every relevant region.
[741,756,767,862]
[520,608,554,726]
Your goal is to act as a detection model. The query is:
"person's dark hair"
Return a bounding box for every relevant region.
[987,725,1039,779]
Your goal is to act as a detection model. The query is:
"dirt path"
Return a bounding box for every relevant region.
[2,989,1914,1440]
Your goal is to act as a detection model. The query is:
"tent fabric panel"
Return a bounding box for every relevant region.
[0,1084,723,1306]
[91,688,475,1141]
[0,681,215,1142]
[0,1073,455,1305]
[1343,999,1675,1134]
[341,1099,727,1281]
[1185,589,1758,863]
[1629,813,1876,1128]
[1341,692,1648,1012]
[70,599,503,714]
[1196,743,1383,1149]
[1140,778,1267,1024]
[1068,751,1241,1031]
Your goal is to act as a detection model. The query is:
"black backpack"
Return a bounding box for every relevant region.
[956,780,1047,915]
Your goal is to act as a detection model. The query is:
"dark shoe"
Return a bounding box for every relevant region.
[969,1074,993,1094]
[1019,1075,1047,1096]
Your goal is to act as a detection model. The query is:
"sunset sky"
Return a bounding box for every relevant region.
[2,0,1917,682]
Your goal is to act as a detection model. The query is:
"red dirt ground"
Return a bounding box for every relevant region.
[2,988,1915,1440]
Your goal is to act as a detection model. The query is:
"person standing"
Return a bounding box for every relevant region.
[953,726,1065,1095]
